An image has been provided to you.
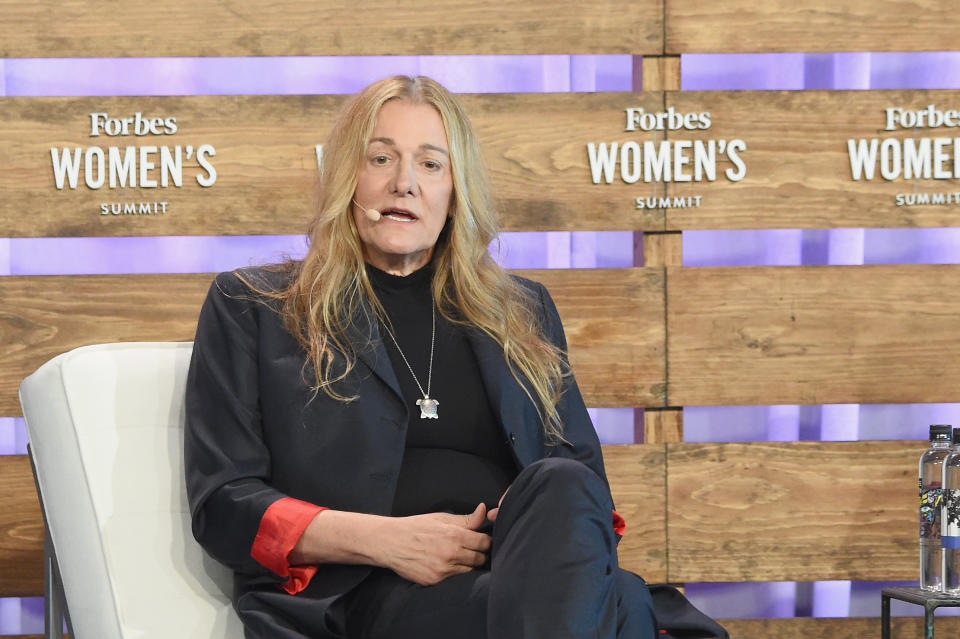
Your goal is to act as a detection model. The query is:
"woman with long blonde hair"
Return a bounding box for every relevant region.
[184,75,661,639]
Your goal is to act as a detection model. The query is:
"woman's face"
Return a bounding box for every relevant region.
[353,100,454,276]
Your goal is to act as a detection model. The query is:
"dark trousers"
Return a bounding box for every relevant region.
[335,458,658,639]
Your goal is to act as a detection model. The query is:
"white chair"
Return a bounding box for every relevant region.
[19,342,244,639]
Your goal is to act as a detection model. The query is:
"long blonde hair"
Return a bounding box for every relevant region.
[258,75,568,441]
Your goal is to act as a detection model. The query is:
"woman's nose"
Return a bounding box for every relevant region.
[391,159,418,196]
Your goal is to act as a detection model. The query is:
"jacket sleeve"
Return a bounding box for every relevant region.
[535,281,626,539]
[184,271,313,585]
[252,498,327,593]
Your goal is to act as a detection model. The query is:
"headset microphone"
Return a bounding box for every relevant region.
[352,199,381,222]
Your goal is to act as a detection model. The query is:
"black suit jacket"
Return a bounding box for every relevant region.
[184,267,613,635]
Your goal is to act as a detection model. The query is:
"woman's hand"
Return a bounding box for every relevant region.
[487,485,510,523]
[289,504,491,586]
[378,503,491,585]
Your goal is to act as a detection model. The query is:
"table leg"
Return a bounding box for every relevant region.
[925,602,935,639]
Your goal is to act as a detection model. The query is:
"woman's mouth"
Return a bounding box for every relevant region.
[381,208,417,222]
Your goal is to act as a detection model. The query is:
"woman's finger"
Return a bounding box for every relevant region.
[455,549,488,567]
[463,503,486,529]
[460,530,491,552]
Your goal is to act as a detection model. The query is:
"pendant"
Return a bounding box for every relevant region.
[416,397,439,419]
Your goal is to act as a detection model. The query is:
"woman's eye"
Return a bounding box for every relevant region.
[372,155,389,165]
[424,160,441,170]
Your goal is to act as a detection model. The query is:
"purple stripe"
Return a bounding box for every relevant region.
[2,55,632,97]
[2,231,634,276]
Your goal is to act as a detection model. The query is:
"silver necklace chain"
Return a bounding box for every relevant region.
[380,303,437,418]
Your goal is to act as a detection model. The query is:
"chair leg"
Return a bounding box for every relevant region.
[30,445,68,639]
[43,527,65,639]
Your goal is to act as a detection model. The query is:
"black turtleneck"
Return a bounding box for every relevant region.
[366,263,518,517]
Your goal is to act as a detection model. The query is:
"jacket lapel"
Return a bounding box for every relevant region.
[466,327,540,465]
[345,301,405,404]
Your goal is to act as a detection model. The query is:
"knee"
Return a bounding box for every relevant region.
[616,569,652,605]
[494,458,616,546]
[522,457,607,497]
[616,570,658,636]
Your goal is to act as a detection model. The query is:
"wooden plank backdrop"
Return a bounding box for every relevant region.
[0,268,663,417]
[525,268,666,408]
[10,91,960,236]
[667,264,960,406]
[665,0,960,53]
[0,93,666,237]
[603,444,667,582]
[0,455,43,597]
[0,0,662,58]
[721,616,960,639]
[667,441,918,582]
[1,274,212,417]
[4,6,959,629]
[665,90,960,230]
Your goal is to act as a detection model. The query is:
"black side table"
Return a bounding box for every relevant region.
[881,586,960,639]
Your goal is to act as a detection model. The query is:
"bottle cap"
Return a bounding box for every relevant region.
[930,424,952,441]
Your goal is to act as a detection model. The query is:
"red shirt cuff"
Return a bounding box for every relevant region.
[251,497,327,594]
[612,509,626,537]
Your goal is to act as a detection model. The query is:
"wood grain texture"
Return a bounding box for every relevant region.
[641,56,682,92]
[1,268,663,416]
[668,264,960,406]
[0,93,667,236]
[666,90,960,230]
[1,95,335,237]
[642,231,682,267]
[1,274,214,416]
[0,455,44,597]
[721,615,960,639]
[527,268,666,408]
[466,93,665,232]
[666,0,960,53]
[642,407,683,443]
[667,441,917,582]
[0,0,662,57]
[603,444,666,582]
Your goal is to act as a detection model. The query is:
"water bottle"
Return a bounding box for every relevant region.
[942,427,960,593]
[920,424,952,590]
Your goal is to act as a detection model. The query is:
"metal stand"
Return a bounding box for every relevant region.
[43,528,67,639]
[881,586,960,639]
[29,445,73,639]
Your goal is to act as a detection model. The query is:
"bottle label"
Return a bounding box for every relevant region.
[920,486,943,539]
[944,489,960,548]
